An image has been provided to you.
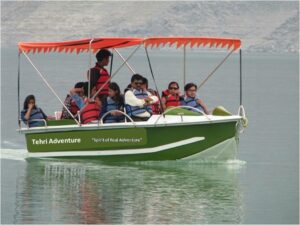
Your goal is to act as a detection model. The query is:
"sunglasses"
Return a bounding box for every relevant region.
[134,81,142,85]
[169,87,179,90]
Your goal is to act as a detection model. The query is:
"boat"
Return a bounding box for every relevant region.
[17,37,248,161]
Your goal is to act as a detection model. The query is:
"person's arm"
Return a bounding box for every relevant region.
[24,103,34,120]
[70,93,85,109]
[145,91,158,105]
[161,96,167,110]
[88,68,100,88]
[196,99,209,114]
[124,91,145,107]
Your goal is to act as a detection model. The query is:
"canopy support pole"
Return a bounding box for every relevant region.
[113,48,136,74]
[22,51,80,125]
[91,45,141,100]
[239,49,243,106]
[144,46,163,114]
[17,52,21,128]
[199,48,235,89]
[110,49,114,76]
[183,45,186,87]
[87,39,94,99]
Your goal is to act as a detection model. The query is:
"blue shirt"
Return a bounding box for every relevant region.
[21,107,47,127]
[71,94,85,109]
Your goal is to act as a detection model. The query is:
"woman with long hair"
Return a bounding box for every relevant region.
[161,81,181,111]
[101,82,125,123]
[21,95,48,127]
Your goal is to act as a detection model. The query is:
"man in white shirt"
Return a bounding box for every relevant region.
[124,74,158,121]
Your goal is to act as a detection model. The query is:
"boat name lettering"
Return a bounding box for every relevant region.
[31,138,81,145]
[92,137,143,143]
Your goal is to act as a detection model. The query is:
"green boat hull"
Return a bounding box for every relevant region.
[25,121,238,161]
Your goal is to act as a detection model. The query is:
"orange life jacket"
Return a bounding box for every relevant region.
[95,66,110,96]
[80,102,100,124]
[162,90,180,107]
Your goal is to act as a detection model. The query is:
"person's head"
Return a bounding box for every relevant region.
[94,96,102,107]
[82,82,90,97]
[96,49,112,66]
[74,82,85,96]
[141,77,148,91]
[130,74,144,90]
[108,82,121,98]
[23,95,36,110]
[184,83,198,98]
[168,81,180,95]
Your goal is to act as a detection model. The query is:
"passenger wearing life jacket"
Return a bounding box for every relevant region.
[88,49,112,100]
[61,82,85,119]
[21,95,49,127]
[124,74,158,121]
[141,77,161,114]
[80,96,101,124]
[71,84,101,124]
[180,83,209,114]
[101,82,125,123]
[161,81,181,111]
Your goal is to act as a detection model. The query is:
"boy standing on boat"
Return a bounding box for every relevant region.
[88,49,112,100]
[125,74,158,121]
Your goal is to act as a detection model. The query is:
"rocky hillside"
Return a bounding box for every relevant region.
[1,1,299,52]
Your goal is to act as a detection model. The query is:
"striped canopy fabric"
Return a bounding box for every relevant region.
[18,37,241,54]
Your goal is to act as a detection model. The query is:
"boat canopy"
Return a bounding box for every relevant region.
[18,37,241,54]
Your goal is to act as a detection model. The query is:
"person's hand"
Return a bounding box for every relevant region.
[28,103,34,110]
[144,97,152,105]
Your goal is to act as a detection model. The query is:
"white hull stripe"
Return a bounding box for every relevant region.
[28,137,205,158]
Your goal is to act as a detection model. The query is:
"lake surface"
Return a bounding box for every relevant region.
[1,47,299,224]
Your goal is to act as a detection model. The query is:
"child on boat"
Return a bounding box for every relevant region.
[141,77,161,114]
[101,82,125,123]
[88,49,112,101]
[21,95,50,127]
[180,83,209,114]
[70,82,102,124]
[61,82,85,119]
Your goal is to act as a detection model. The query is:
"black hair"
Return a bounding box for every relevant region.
[141,77,148,85]
[184,83,197,92]
[23,95,36,110]
[131,74,144,83]
[74,82,85,88]
[168,81,179,89]
[96,49,112,62]
[109,82,124,105]
[141,77,148,89]
[82,82,89,97]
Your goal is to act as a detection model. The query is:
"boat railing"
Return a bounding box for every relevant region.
[98,110,136,126]
[154,106,211,125]
[19,118,48,129]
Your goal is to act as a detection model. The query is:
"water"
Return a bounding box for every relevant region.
[1,47,299,224]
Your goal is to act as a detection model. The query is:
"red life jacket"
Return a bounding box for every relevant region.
[95,66,110,96]
[80,102,100,124]
[151,101,160,115]
[70,100,80,115]
[162,90,180,107]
